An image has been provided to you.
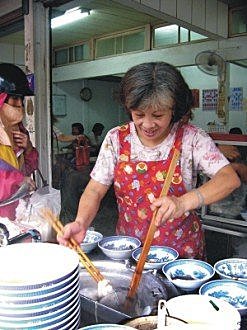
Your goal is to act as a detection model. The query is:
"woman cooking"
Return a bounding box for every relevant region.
[57,62,240,259]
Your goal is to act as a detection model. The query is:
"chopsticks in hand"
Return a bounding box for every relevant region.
[40,208,105,283]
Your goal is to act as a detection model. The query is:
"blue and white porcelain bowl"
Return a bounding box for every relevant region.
[162,259,215,292]
[132,246,179,270]
[80,230,103,254]
[98,235,141,260]
[214,258,247,283]
[199,279,247,316]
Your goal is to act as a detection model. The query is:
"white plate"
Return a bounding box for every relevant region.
[0,273,79,302]
[0,297,80,329]
[0,280,79,310]
[0,292,79,321]
[0,267,79,297]
[0,243,79,288]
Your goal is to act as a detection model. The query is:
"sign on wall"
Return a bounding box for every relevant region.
[202,89,218,111]
[202,87,243,111]
[229,87,243,111]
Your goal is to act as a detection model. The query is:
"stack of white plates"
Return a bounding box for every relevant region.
[0,243,81,330]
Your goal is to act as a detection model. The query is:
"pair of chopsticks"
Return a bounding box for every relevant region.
[127,148,181,300]
[41,208,105,283]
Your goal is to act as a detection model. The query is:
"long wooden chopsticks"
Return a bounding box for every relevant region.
[41,208,105,283]
[127,148,181,299]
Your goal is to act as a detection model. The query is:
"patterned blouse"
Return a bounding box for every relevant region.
[91,122,229,191]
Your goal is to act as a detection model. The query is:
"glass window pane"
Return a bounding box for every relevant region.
[75,45,84,61]
[54,49,68,66]
[180,27,189,43]
[83,43,90,60]
[69,47,74,62]
[153,25,178,47]
[96,38,115,58]
[231,8,247,35]
[123,31,144,52]
[190,31,207,41]
[116,36,122,54]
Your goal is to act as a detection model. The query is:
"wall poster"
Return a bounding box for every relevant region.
[229,87,243,111]
[202,89,218,111]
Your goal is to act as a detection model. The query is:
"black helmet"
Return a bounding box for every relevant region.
[0,63,34,96]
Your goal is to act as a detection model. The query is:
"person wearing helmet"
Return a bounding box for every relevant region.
[0,63,38,220]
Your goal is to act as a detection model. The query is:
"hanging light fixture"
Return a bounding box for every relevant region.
[51,7,90,29]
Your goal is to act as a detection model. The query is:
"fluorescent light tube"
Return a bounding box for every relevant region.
[51,7,89,29]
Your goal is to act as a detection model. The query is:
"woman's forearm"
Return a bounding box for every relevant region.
[180,164,241,212]
[75,179,109,230]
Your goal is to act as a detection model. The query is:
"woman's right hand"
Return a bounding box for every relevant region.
[57,221,87,246]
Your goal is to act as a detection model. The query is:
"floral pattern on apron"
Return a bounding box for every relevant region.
[114,123,205,259]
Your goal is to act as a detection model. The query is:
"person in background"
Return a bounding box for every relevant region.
[62,123,90,151]
[0,63,38,220]
[52,114,76,148]
[217,127,247,183]
[57,62,240,259]
[90,122,105,157]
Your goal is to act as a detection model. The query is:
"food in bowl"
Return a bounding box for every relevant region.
[162,259,215,292]
[98,235,141,260]
[214,258,247,282]
[80,230,103,253]
[132,245,179,270]
[199,279,247,316]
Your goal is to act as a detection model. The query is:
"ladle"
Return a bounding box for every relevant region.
[127,148,180,302]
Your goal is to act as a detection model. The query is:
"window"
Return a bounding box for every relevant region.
[53,42,90,66]
[54,49,68,66]
[95,28,145,59]
[153,24,208,48]
[229,6,247,36]
[153,25,178,47]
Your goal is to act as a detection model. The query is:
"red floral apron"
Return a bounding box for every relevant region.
[114,124,205,259]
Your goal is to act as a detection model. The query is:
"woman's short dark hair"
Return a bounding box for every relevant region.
[92,123,104,133]
[119,62,193,123]
[72,122,84,134]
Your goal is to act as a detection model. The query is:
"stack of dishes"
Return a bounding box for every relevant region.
[0,243,80,330]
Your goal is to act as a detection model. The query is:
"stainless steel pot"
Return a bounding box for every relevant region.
[79,259,179,326]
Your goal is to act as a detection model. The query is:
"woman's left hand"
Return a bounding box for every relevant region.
[150,195,186,226]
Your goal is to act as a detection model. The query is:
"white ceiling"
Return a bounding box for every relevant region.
[0,0,245,51]
[0,0,164,48]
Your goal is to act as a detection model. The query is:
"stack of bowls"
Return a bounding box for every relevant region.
[0,243,80,330]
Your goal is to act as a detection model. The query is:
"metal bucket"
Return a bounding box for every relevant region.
[79,260,179,326]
